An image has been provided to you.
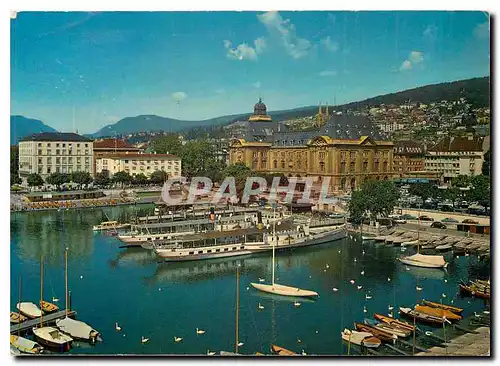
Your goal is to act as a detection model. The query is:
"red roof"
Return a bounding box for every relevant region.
[99,153,179,159]
[93,138,140,150]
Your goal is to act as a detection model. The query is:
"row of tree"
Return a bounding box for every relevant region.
[348,180,400,224]
[23,170,169,189]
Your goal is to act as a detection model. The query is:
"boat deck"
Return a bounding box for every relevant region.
[10,310,77,335]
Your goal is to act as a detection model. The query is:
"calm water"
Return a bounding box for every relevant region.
[11,206,490,355]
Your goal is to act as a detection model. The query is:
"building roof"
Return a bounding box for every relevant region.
[21,132,92,142]
[98,153,179,159]
[428,136,486,153]
[93,138,140,150]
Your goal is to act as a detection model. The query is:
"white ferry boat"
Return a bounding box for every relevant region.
[92,221,130,231]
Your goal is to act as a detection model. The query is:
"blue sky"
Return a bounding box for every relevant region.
[11,11,490,134]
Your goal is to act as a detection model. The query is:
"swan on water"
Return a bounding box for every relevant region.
[332,288,339,292]
[442,293,447,298]
[387,277,391,282]
[361,271,365,276]
[258,278,265,282]
[52,297,59,302]
[258,303,264,310]
[350,280,355,284]
[416,286,423,291]
[388,305,394,311]
[302,350,307,355]
[365,294,372,300]
[115,323,122,331]
[174,337,183,343]
[141,336,149,344]
[196,328,206,335]
[294,301,301,307]
[406,267,410,271]
[207,350,216,355]
[237,342,244,347]
[357,285,363,290]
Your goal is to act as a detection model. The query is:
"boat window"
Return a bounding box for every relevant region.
[240,246,244,249]
[233,247,237,250]
[189,251,194,255]
[224,248,229,251]
[147,238,151,241]
[207,250,212,253]
[216,249,220,252]
[198,250,203,254]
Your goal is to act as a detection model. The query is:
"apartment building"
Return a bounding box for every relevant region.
[95,153,181,178]
[18,132,93,184]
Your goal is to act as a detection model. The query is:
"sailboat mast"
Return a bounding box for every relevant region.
[18,274,22,336]
[65,250,68,317]
[272,206,276,286]
[235,265,240,353]
[40,257,44,327]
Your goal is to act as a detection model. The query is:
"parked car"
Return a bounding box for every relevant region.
[431,222,447,229]
[462,219,479,224]
[401,214,417,220]
[418,215,434,221]
[441,217,459,223]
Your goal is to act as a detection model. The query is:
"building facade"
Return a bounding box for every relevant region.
[93,138,142,175]
[393,140,426,178]
[18,132,94,184]
[230,135,394,192]
[425,135,490,183]
[95,153,181,178]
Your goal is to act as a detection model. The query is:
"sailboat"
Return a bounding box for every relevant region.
[398,216,447,269]
[55,250,101,343]
[11,274,45,355]
[33,256,73,352]
[219,264,243,355]
[251,206,318,298]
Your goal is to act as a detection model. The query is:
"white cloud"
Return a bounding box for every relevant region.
[409,51,424,64]
[473,21,489,39]
[252,81,262,89]
[215,88,226,94]
[223,37,266,61]
[399,60,412,71]
[321,36,339,52]
[257,11,312,59]
[171,92,187,102]
[423,24,437,40]
[399,51,424,71]
[319,70,337,77]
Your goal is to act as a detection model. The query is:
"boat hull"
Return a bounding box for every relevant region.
[398,258,445,269]
[33,327,72,352]
[10,335,43,354]
[16,303,43,319]
[250,282,318,297]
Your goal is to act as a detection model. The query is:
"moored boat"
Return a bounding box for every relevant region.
[421,300,464,314]
[40,300,59,313]
[459,282,490,299]
[341,329,381,348]
[250,283,318,298]
[398,253,447,269]
[16,302,43,319]
[10,335,44,354]
[399,307,445,325]
[10,311,28,324]
[354,322,397,342]
[33,326,73,352]
[415,305,462,321]
[435,244,453,252]
[56,317,101,343]
[401,239,419,246]
[270,344,298,356]
[92,221,130,231]
[373,313,415,332]
[363,319,411,338]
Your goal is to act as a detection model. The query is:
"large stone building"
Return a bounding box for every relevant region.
[229,99,394,193]
[18,132,94,184]
[95,153,181,179]
[425,135,490,183]
[93,138,142,174]
[393,140,426,178]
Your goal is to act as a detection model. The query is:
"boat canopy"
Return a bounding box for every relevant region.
[407,253,445,266]
[56,318,94,340]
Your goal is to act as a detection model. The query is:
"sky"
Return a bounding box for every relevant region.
[10,11,490,134]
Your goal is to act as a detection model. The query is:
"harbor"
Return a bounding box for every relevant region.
[11,204,490,355]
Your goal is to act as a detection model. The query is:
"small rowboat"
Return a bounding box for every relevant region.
[10,312,28,324]
[435,244,453,252]
[341,329,381,348]
[422,300,464,314]
[363,319,411,338]
[17,302,43,319]
[459,283,490,299]
[10,335,44,354]
[40,300,59,314]
[354,322,397,342]
[401,239,419,246]
[399,307,445,325]
[373,313,415,332]
[270,344,298,356]
[415,305,462,321]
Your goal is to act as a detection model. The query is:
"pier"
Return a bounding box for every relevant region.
[10,310,77,335]
[416,327,490,356]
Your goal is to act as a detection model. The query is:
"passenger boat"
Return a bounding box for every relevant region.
[354,322,397,342]
[373,313,415,332]
[398,253,447,269]
[33,327,73,351]
[399,307,445,325]
[414,305,462,321]
[270,344,298,356]
[421,300,464,314]
[16,302,43,319]
[459,282,490,299]
[92,221,130,231]
[341,329,381,348]
[10,335,44,354]
[363,319,411,338]
[10,312,27,324]
[40,300,59,313]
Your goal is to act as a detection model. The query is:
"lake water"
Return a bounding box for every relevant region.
[10,205,490,355]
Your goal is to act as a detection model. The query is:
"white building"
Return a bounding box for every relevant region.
[425,135,490,183]
[18,132,94,184]
[95,153,181,178]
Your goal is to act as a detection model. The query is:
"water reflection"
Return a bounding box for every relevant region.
[109,248,157,269]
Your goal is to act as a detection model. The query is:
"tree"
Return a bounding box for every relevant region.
[205,160,227,184]
[112,171,132,187]
[94,171,111,187]
[467,175,490,207]
[27,173,44,189]
[46,172,70,190]
[408,183,439,202]
[152,134,183,156]
[451,175,471,188]
[180,140,218,178]
[150,170,168,185]
[348,180,400,222]
[482,149,490,176]
[223,163,253,198]
[133,173,148,186]
[11,173,21,185]
[71,171,93,187]
[348,190,368,224]
[11,146,19,176]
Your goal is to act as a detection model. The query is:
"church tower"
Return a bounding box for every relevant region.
[248,97,272,122]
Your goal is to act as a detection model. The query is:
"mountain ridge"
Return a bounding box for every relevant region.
[10,115,58,145]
